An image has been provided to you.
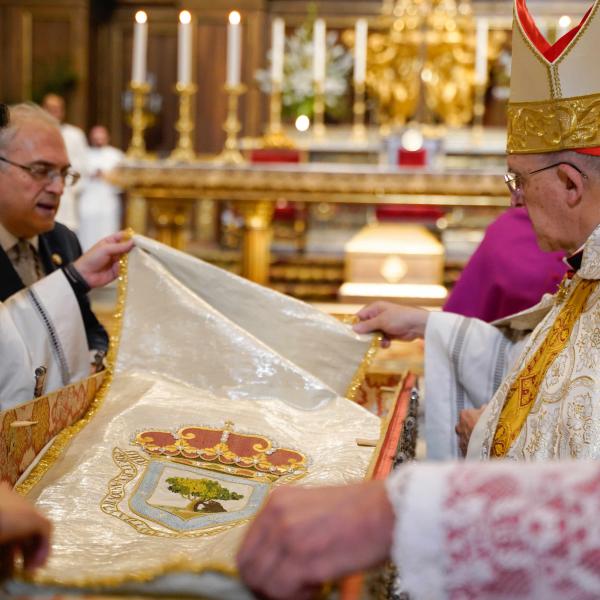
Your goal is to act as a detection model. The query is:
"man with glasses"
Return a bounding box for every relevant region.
[352,27,600,462]
[0,103,109,369]
[237,2,600,598]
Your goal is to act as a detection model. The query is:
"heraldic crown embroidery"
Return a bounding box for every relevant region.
[134,420,308,480]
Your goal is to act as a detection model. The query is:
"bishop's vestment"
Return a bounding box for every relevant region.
[426,223,600,461]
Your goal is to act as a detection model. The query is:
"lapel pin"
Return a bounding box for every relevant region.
[51,253,63,266]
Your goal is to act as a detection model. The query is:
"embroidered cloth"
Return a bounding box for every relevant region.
[11,236,380,597]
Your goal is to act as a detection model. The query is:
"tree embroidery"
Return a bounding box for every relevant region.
[166,476,244,513]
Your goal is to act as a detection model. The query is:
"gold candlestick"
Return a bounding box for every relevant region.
[352,81,367,140]
[214,84,246,165]
[262,82,295,148]
[126,81,152,160]
[472,81,486,138]
[313,80,326,138]
[169,83,198,162]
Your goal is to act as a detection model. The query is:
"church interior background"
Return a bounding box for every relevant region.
[1,0,585,381]
[0,0,592,596]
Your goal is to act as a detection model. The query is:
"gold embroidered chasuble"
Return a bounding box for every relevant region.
[10,236,381,597]
[470,224,600,460]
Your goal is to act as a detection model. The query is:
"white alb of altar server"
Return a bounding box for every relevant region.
[78,126,124,250]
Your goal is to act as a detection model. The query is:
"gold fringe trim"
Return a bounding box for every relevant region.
[345,332,383,402]
[15,252,131,497]
[22,558,237,589]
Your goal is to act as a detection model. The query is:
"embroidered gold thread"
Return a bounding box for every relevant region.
[507,92,600,154]
[345,331,383,402]
[23,559,238,588]
[491,279,599,457]
[15,252,130,497]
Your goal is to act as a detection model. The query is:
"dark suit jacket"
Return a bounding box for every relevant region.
[0,222,109,353]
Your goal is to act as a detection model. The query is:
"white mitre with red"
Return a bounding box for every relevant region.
[508,0,600,155]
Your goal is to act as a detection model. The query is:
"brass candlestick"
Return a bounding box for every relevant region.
[214,84,246,165]
[472,81,486,138]
[313,80,326,138]
[169,82,198,162]
[352,80,367,140]
[126,81,152,160]
[262,82,295,148]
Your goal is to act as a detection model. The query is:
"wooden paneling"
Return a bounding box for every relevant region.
[0,0,89,127]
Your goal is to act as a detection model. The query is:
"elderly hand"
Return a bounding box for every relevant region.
[0,483,51,578]
[353,301,429,347]
[73,231,134,289]
[237,480,394,600]
[455,405,487,456]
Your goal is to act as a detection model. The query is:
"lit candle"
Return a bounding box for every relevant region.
[178,10,192,85]
[313,18,326,83]
[270,18,285,84]
[354,18,368,84]
[475,17,489,85]
[132,11,148,84]
[227,11,242,87]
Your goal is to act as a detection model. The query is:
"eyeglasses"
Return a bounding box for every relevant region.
[0,155,80,187]
[504,161,588,195]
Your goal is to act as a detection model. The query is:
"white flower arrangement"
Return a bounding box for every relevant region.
[256,20,353,120]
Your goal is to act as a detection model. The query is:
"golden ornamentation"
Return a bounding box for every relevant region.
[262,82,296,149]
[15,251,130,496]
[352,81,367,140]
[169,82,198,163]
[214,84,246,165]
[134,423,308,478]
[345,333,382,402]
[364,0,500,128]
[313,80,326,138]
[508,92,600,154]
[126,82,152,160]
[100,448,252,539]
[491,279,599,458]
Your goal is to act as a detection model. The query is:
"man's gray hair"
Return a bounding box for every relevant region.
[548,149,600,178]
[0,102,60,154]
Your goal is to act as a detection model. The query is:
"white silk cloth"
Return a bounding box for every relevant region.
[387,460,600,599]
[0,270,89,409]
[12,236,380,597]
[426,222,600,461]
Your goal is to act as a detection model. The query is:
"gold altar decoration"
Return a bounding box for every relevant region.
[262,82,296,149]
[363,0,503,128]
[313,80,326,137]
[353,80,367,140]
[169,83,198,162]
[214,84,246,165]
[126,82,152,160]
[109,160,508,284]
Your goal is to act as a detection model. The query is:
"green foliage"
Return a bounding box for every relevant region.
[166,477,244,503]
[32,58,79,104]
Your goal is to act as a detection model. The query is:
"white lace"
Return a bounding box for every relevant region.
[390,461,600,599]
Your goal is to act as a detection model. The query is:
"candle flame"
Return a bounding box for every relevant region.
[179,10,192,25]
[229,11,241,25]
[135,11,147,24]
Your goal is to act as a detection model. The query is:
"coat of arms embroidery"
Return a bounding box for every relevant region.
[101,421,308,537]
